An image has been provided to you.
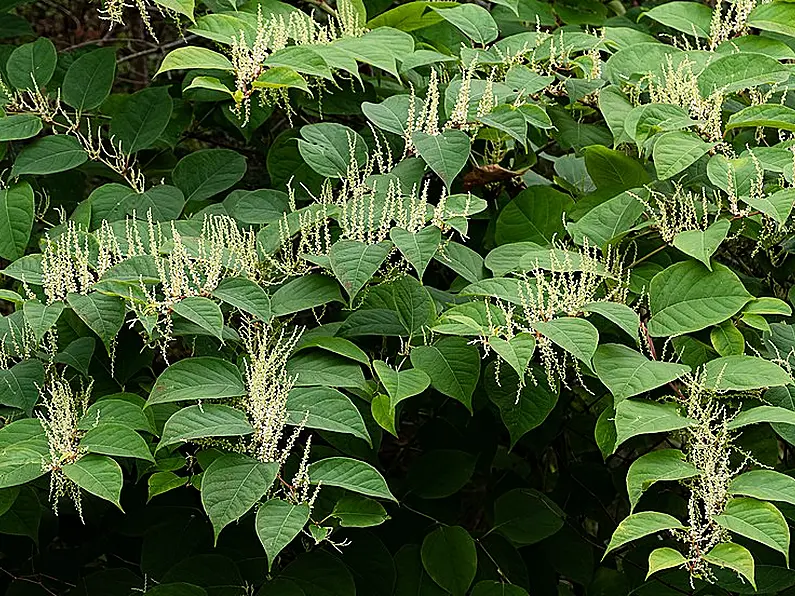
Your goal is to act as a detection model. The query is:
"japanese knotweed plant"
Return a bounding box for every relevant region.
[4,0,795,594]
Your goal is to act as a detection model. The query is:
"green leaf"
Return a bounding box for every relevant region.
[286,351,365,389]
[373,361,430,408]
[640,1,713,38]
[410,337,480,411]
[0,114,42,141]
[212,277,271,321]
[298,123,367,178]
[727,405,795,430]
[697,52,790,96]
[270,274,344,316]
[652,131,715,179]
[672,219,730,270]
[480,104,528,145]
[614,399,696,450]
[110,86,173,153]
[532,317,599,365]
[484,362,558,448]
[23,299,63,341]
[308,457,395,500]
[156,46,233,76]
[496,186,573,246]
[362,95,411,136]
[147,357,246,406]
[329,240,392,301]
[604,511,683,556]
[715,498,790,564]
[390,226,440,280]
[0,182,34,261]
[744,188,795,225]
[582,302,640,339]
[0,419,48,488]
[264,46,333,80]
[172,296,224,340]
[67,292,126,353]
[80,422,154,462]
[79,398,151,433]
[583,145,651,192]
[726,104,795,132]
[647,548,687,578]
[647,261,752,337]
[0,359,44,414]
[748,2,795,38]
[412,130,471,191]
[159,404,253,450]
[488,333,536,380]
[256,498,310,570]
[11,135,87,177]
[253,67,309,93]
[332,494,389,528]
[62,47,116,111]
[408,449,477,499]
[63,454,123,510]
[711,320,745,357]
[148,471,187,502]
[703,543,756,590]
[493,488,564,545]
[567,190,645,247]
[626,449,698,511]
[593,344,689,403]
[6,37,56,90]
[421,526,477,596]
[285,386,370,443]
[294,335,369,365]
[434,241,486,283]
[172,149,246,202]
[730,470,795,507]
[153,0,195,20]
[201,452,278,542]
[431,5,498,44]
[702,356,791,391]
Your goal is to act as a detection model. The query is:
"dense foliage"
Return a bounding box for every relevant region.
[5,0,795,594]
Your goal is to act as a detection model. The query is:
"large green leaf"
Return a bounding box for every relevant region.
[109,86,173,153]
[614,399,696,450]
[11,135,87,177]
[421,526,477,596]
[748,2,795,38]
[156,46,233,75]
[6,37,56,89]
[67,292,126,353]
[298,123,367,178]
[211,277,271,321]
[329,240,392,301]
[256,498,310,570]
[285,386,370,442]
[0,114,42,141]
[0,182,34,261]
[412,130,471,191]
[593,344,689,403]
[496,186,573,246]
[270,274,344,316]
[730,470,795,507]
[62,47,116,111]
[715,498,790,564]
[647,261,752,337]
[147,357,246,406]
[172,149,246,202]
[640,1,712,37]
[532,317,598,365]
[672,219,730,270]
[605,511,683,556]
[80,423,154,462]
[625,449,698,511]
[63,454,123,510]
[308,457,395,500]
[703,543,756,590]
[159,404,253,450]
[390,226,440,280]
[201,453,278,542]
[652,131,715,179]
[697,52,790,96]
[410,337,480,411]
[172,296,224,340]
[431,5,498,44]
[702,355,790,391]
